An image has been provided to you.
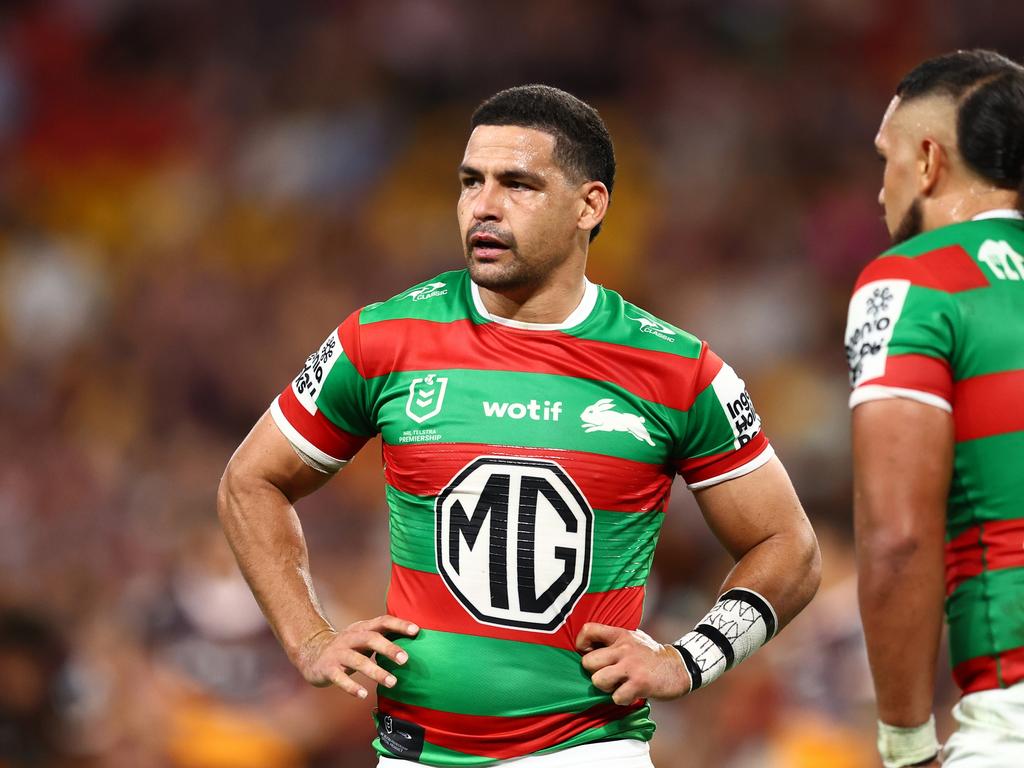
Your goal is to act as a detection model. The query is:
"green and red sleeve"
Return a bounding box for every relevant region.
[270,309,376,472]
[673,344,774,489]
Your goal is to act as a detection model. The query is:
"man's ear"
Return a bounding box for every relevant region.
[919,137,947,196]
[578,181,609,237]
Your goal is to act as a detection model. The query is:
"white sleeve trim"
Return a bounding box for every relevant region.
[686,443,775,490]
[849,385,952,413]
[269,397,347,474]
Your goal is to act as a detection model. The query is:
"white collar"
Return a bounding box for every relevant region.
[972,208,1024,221]
[470,279,598,331]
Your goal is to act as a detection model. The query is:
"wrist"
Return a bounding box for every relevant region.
[669,587,778,693]
[877,715,940,768]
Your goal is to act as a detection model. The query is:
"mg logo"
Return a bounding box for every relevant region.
[406,374,448,424]
[435,457,593,632]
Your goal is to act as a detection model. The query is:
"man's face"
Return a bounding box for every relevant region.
[874,94,958,244]
[875,96,923,243]
[458,125,586,291]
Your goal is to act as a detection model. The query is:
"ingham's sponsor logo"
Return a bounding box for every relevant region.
[710,364,762,449]
[627,313,676,342]
[435,457,593,632]
[482,400,563,421]
[404,281,448,301]
[406,374,448,424]
[292,329,342,415]
[978,240,1024,281]
[844,279,910,386]
[580,398,655,446]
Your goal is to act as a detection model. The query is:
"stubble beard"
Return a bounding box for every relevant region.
[891,197,923,245]
[465,249,546,292]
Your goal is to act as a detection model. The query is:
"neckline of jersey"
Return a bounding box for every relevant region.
[469,277,599,331]
[972,209,1024,221]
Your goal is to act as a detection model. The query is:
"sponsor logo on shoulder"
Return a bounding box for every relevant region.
[292,329,342,415]
[627,313,676,342]
[844,278,910,386]
[404,281,448,301]
[978,239,1024,281]
[580,398,655,446]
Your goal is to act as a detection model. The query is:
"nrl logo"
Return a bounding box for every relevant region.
[405,282,448,301]
[627,314,676,342]
[406,373,448,423]
[580,398,655,446]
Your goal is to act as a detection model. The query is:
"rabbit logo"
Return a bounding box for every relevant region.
[580,398,655,446]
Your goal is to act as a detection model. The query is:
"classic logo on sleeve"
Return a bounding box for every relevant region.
[292,329,342,415]
[710,364,762,449]
[844,279,910,387]
[435,457,593,633]
[627,313,676,342]
[403,281,448,301]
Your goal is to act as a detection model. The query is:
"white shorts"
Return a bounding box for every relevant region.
[943,682,1024,767]
[378,739,653,767]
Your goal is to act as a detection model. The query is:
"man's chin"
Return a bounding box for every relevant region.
[466,257,529,291]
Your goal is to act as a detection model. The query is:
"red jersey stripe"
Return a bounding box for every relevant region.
[385,563,645,650]
[954,370,1024,442]
[383,442,674,514]
[354,318,704,411]
[856,353,954,403]
[854,247,990,293]
[377,697,644,760]
[945,519,1024,596]
[953,646,1024,694]
[676,430,770,485]
[277,385,369,460]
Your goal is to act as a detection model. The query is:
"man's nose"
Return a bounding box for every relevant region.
[472,181,503,222]
[878,186,885,207]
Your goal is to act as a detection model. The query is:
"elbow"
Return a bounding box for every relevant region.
[800,524,823,606]
[857,528,928,576]
[217,456,247,528]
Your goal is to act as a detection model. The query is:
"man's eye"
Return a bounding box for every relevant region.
[461,178,480,188]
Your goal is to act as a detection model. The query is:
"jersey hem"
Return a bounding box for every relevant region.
[686,443,775,490]
[849,385,952,413]
[270,397,347,473]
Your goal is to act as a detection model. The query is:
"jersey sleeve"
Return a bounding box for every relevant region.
[844,256,957,412]
[674,344,775,490]
[270,309,376,473]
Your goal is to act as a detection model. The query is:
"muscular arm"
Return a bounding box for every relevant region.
[218,411,416,698]
[218,411,336,660]
[694,455,821,629]
[578,456,820,703]
[853,398,952,727]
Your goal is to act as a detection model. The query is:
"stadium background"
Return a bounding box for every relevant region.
[1,1,1021,766]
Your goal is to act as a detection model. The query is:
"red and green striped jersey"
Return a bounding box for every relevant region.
[273,269,774,765]
[844,210,1024,695]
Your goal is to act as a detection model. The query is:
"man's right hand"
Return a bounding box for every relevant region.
[293,615,420,699]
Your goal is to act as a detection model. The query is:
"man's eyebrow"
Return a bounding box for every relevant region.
[457,164,547,187]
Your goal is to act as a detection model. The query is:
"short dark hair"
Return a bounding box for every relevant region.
[897,49,1024,202]
[471,84,616,240]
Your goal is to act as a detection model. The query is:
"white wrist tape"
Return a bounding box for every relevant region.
[670,588,778,691]
[877,716,940,768]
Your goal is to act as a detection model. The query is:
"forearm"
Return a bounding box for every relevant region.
[857,527,945,726]
[718,524,820,631]
[217,468,333,662]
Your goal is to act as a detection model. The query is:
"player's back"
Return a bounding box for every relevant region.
[846,212,1024,694]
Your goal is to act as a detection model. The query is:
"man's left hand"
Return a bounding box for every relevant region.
[576,623,691,705]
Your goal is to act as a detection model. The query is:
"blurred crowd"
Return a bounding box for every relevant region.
[1,1,1021,766]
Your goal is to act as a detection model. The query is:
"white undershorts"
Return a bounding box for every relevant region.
[378,739,653,767]
[943,682,1024,767]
